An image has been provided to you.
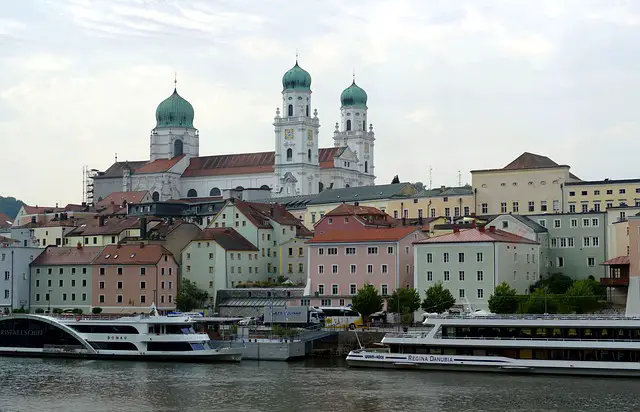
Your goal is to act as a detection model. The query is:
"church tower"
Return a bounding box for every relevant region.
[333,78,375,184]
[150,81,199,161]
[273,60,320,196]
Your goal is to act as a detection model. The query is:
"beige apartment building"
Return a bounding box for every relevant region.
[472,152,580,216]
[565,179,640,213]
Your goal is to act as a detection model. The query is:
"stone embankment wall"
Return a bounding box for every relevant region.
[311,331,386,357]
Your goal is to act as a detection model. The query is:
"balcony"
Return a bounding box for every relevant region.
[600,277,629,287]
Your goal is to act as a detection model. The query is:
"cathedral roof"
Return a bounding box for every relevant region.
[155,88,195,128]
[340,81,367,108]
[135,155,185,174]
[282,61,312,91]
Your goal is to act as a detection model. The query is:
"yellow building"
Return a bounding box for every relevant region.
[472,152,580,215]
[386,186,474,220]
[65,216,142,247]
[565,179,640,213]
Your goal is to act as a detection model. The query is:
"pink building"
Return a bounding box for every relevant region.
[314,204,394,235]
[92,244,178,313]
[306,226,428,306]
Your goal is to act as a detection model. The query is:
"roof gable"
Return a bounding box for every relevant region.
[308,226,422,244]
[194,228,257,251]
[94,244,172,265]
[503,152,563,170]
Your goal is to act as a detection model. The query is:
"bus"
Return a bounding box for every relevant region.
[316,307,363,329]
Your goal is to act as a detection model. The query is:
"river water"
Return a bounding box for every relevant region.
[0,357,638,412]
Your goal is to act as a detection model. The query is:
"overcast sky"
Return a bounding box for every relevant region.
[2,0,640,206]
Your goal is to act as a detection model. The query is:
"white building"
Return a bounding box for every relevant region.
[92,62,376,203]
[0,244,43,312]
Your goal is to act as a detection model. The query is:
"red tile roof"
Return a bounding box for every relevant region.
[416,228,537,244]
[232,200,313,236]
[307,226,422,244]
[503,152,562,170]
[94,244,173,265]
[181,147,346,177]
[601,256,630,266]
[0,213,13,228]
[134,155,185,174]
[326,204,388,217]
[31,246,104,266]
[195,228,258,251]
[96,191,149,209]
[66,217,143,237]
[22,205,63,214]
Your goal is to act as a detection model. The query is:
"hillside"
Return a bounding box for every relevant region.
[0,196,24,219]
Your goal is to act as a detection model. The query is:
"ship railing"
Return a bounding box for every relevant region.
[436,336,640,343]
[424,314,637,321]
[384,332,431,339]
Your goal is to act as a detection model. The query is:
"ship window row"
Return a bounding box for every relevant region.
[69,325,139,334]
[441,326,640,340]
[388,345,640,363]
[88,341,138,351]
[148,325,197,335]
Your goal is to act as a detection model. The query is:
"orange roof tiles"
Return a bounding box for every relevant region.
[416,228,537,244]
[97,191,149,208]
[66,217,142,236]
[94,244,172,265]
[134,155,185,174]
[325,204,387,217]
[0,213,13,228]
[601,256,630,266]
[31,246,104,266]
[308,226,422,244]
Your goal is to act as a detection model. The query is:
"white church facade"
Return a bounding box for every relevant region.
[92,61,376,202]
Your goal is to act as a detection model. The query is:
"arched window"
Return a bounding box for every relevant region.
[286,148,293,161]
[306,105,309,117]
[152,192,160,202]
[288,104,293,116]
[363,120,366,130]
[346,120,351,131]
[187,189,197,198]
[209,187,221,197]
[364,161,368,173]
[318,182,324,192]
[260,185,270,190]
[308,149,311,162]
[173,139,183,157]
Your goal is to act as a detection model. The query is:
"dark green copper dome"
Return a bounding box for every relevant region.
[155,88,195,128]
[340,81,368,108]
[282,62,312,91]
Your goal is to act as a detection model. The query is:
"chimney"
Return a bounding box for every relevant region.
[81,201,87,207]
[140,242,145,249]
[76,242,82,249]
[489,225,496,233]
[140,217,147,240]
[472,220,476,228]
[98,216,105,227]
[479,225,485,233]
[453,226,460,233]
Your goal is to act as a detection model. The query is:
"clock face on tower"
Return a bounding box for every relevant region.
[285,128,294,140]
[307,129,313,141]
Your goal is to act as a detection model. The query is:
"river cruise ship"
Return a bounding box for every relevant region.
[0,308,242,362]
[346,314,640,376]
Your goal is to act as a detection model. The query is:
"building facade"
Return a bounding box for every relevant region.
[565,179,640,213]
[0,246,43,311]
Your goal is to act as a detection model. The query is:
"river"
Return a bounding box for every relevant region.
[0,357,638,412]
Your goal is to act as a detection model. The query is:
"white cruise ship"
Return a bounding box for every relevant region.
[0,306,242,362]
[346,314,640,376]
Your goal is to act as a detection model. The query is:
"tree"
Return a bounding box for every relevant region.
[391,175,400,184]
[528,272,573,294]
[523,288,558,314]
[421,282,455,314]
[563,279,601,314]
[387,288,421,322]
[488,282,519,314]
[92,307,102,314]
[175,279,209,312]
[351,284,384,322]
[0,196,24,219]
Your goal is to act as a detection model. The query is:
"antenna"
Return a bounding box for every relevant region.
[115,152,118,163]
[174,71,177,89]
[352,68,355,83]
[295,49,299,63]
[458,170,462,187]
[429,166,433,190]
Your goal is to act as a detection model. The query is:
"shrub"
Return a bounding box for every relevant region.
[35,308,45,314]
[92,307,103,314]
[52,308,63,314]
[72,308,83,315]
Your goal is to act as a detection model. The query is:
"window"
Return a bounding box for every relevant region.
[445,208,450,217]
[592,237,600,247]
[538,219,546,228]
[47,280,52,287]
[427,271,433,281]
[318,265,324,274]
[540,201,547,212]
[620,188,626,194]
[458,253,465,263]
[552,200,559,211]
[528,201,534,212]
[512,202,519,213]
[288,263,293,273]
[426,253,433,263]
[318,284,325,295]
[82,279,87,287]
[591,218,599,227]
[459,289,465,298]
[318,248,324,255]
[557,257,565,268]
[500,202,507,213]
[406,246,410,254]
[387,246,394,254]
[583,237,591,247]
[481,203,488,214]
[346,247,356,255]
[298,263,304,273]
[58,279,63,287]
[332,284,339,295]
[140,295,146,304]
[476,253,483,262]
[582,218,590,227]
[99,295,105,303]
[381,264,388,273]
[443,253,449,263]
[587,257,595,267]
[82,293,87,301]
[477,289,484,299]
[140,268,146,275]
[350,284,357,295]
[117,295,123,303]
[477,271,484,281]
[367,264,373,274]
[368,247,378,255]
[99,281,105,289]
[381,284,388,296]
[594,203,601,212]
[444,271,450,281]
[332,265,338,274]
[570,219,578,228]
[553,219,561,228]
[140,281,146,290]
[99,267,105,275]
[350,264,356,274]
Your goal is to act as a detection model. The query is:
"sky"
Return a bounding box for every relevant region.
[1,0,640,206]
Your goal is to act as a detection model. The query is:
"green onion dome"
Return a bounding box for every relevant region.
[155,88,195,128]
[340,81,368,108]
[282,62,312,91]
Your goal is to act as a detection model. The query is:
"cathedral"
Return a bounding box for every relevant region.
[92,61,377,202]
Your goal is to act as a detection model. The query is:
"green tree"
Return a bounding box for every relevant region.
[391,175,400,184]
[563,279,601,314]
[421,282,456,314]
[175,279,209,312]
[0,196,24,219]
[92,307,102,314]
[351,284,384,322]
[488,282,519,314]
[528,272,573,294]
[387,288,421,322]
[523,288,558,314]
